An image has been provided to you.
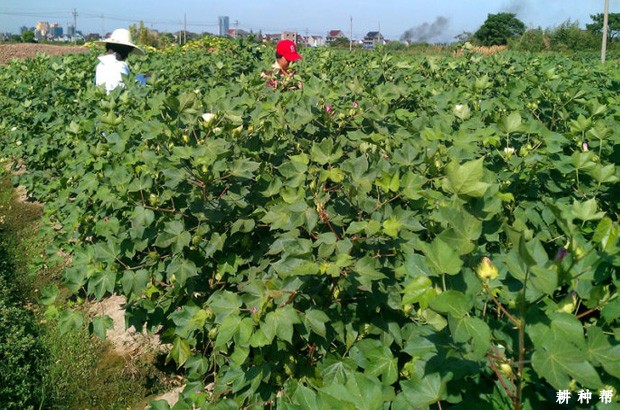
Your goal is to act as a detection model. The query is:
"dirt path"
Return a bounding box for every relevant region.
[0,43,89,65]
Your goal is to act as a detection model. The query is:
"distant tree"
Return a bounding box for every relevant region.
[329,37,350,48]
[454,31,473,43]
[158,32,175,48]
[10,34,22,42]
[129,21,158,47]
[547,19,599,51]
[509,28,547,52]
[21,30,35,43]
[587,13,620,40]
[384,41,408,51]
[474,13,526,46]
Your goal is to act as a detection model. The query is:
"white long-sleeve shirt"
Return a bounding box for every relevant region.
[95,53,130,93]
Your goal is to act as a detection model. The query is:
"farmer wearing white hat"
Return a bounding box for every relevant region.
[95,28,144,93]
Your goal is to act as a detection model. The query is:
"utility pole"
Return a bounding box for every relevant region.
[601,0,610,64]
[72,8,77,43]
[350,16,353,51]
[184,13,187,44]
[234,19,239,38]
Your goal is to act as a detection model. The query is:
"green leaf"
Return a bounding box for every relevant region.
[58,310,84,335]
[550,312,586,349]
[363,347,399,385]
[154,221,191,254]
[402,276,435,308]
[166,257,198,287]
[167,336,191,368]
[40,284,59,305]
[532,338,603,389]
[131,206,155,229]
[429,290,471,318]
[593,217,619,252]
[382,216,402,238]
[449,316,491,359]
[170,305,209,339]
[499,112,523,134]
[442,157,490,198]
[319,373,384,410]
[398,373,444,408]
[90,315,114,340]
[208,291,242,322]
[352,256,386,289]
[589,164,619,184]
[87,269,116,300]
[272,256,320,277]
[304,309,330,338]
[422,238,463,276]
[184,355,209,378]
[587,326,620,378]
[318,357,356,385]
[121,269,149,296]
[215,314,242,348]
[435,207,482,255]
[286,382,322,410]
[571,198,605,222]
[146,400,171,410]
[263,305,300,343]
[229,158,260,179]
[93,241,119,263]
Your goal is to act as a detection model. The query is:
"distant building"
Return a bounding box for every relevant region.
[281,31,297,42]
[262,33,281,43]
[326,29,347,43]
[304,35,326,47]
[363,31,385,48]
[84,33,100,42]
[227,28,250,39]
[218,16,229,37]
[50,23,63,38]
[20,26,30,34]
[35,21,50,39]
[67,24,76,37]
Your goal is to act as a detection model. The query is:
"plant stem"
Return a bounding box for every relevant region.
[487,352,515,399]
[515,316,525,410]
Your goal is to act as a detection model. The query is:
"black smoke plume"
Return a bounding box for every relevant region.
[400,16,449,42]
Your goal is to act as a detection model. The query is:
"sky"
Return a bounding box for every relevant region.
[0,0,613,43]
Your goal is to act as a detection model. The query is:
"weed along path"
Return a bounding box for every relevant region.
[0,175,179,406]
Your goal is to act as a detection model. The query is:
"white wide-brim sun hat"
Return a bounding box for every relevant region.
[96,28,145,55]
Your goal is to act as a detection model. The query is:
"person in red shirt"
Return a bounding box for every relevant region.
[262,39,302,90]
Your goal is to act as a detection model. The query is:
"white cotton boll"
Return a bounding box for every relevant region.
[202,113,216,124]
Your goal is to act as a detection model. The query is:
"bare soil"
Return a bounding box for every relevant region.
[0,43,89,65]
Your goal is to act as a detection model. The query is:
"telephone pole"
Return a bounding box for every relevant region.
[349,16,353,51]
[601,0,610,64]
[72,8,78,43]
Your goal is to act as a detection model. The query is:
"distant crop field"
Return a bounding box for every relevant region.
[0,43,88,65]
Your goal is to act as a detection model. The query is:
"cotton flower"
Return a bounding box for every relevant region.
[453,104,471,120]
[202,113,215,124]
[582,142,589,152]
[476,257,499,280]
[325,105,333,114]
[503,147,515,156]
[352,101,359,108]
[555,247,568,262]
